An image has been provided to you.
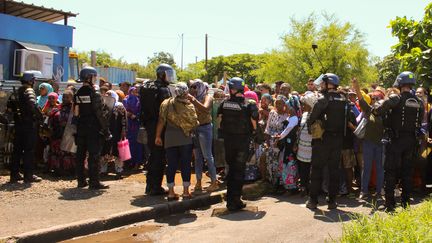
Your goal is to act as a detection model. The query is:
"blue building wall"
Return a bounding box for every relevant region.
[96,67,136,85]
[0,13,73,81]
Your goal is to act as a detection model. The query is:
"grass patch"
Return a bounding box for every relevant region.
[340,200,432,243]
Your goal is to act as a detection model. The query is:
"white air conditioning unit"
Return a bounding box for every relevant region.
[13,49,54,79]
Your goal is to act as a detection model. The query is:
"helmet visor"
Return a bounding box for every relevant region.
[165,69,177,83]
[313,74,324,87]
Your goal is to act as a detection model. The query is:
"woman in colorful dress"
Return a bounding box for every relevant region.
[47,90,75,175]
[278,98,299,190]
[265,95,289,186]
[123,87,143,170]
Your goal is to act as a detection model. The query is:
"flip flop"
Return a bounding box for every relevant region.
[182,194,193,200]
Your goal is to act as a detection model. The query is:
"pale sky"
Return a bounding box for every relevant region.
[23,0,427,67]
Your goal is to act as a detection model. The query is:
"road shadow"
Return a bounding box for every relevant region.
[130,194,166,207]
[57,187,105,200]
[154,212,198,226]
[216,209,267,221]
[0,181,31,191]
[312,208,353,223]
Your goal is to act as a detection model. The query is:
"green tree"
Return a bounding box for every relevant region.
[180,53,265,86]
[375,55,401,88]
[390,3,432,87]
[255,13,377,91]
[147,52,176,67]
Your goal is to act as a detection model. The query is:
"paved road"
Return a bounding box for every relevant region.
[65,194,380,243]
[0,172,213,237]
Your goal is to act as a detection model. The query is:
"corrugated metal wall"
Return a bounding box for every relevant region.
[95,67,136,85]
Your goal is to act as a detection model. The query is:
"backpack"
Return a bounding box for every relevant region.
[140,81,161,126]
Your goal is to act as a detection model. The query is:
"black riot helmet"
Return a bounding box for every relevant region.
[393,71,416,88]
[156,64,177,83]
[228,77,246,94]
[77,66,98,83]
[21,70,41,85]
[322,73,340,87]
[313,73,340,92]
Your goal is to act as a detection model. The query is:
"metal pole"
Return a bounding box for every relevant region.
[91,51,97,67]
[181,33,184,70]
[205,34,208,70]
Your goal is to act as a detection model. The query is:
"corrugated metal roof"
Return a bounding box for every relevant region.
[16,41,58,54]
[0,0,77,24]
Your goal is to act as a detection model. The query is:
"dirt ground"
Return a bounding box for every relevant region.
[0,170,214,238]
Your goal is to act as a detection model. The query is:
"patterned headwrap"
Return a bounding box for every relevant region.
[276,95,288,103]
[174,82,189,103]
[191,79,207,102]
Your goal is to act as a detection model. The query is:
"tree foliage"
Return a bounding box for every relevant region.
[375,55,401,88]
[390,3,432,87]
[254,13,378,91]
[179,53,265,86]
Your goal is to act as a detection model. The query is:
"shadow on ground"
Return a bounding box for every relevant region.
[57,188,105,200]
[154,212,198,226]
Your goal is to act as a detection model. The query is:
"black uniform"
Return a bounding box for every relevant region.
[140,79,171,194]
[218,96,258,209]
[8,85,41,181]
[74,84,108,187]
[373,92,424,209]
[307,91,350,205]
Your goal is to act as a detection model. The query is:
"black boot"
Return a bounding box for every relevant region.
[89,182,109,190]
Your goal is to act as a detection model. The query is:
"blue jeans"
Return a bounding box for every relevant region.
[165,144,193,188]
[361,140,384,193]
[193,124,217,182]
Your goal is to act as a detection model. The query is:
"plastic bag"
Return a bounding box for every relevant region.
[117,139,132,162]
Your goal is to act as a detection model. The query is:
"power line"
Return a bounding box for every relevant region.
[75,20,181,39]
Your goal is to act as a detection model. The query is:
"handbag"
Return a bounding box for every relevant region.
[354,117,368,139]
[136,126,148,144]
[117,139,132,162]
[60,108,77,153]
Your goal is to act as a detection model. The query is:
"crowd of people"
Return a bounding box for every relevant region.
[6,64,432,212]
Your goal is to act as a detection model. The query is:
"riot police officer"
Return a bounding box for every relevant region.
[8,71,43,183]
[218,77,258,211]
[373,71,424,211]
[74,67,109,189]
[140,64,174,195]
[306,73,350,210]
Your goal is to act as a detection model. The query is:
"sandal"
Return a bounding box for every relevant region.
[182,193,193,200]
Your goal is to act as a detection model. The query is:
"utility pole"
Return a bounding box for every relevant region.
[90,51,96,67]
[181,33,184,70]
[205,34,208,70]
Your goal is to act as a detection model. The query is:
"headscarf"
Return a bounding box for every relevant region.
[37,83,53,109]
[301,92,318,109]
[106,90,122,107]
[123,87,140,115]
[191,79,207,102]
[244,91,259,104]
[115,90,126,102]
[160,82,199,136]
[42,92,59,114]
[261,93,274,104]
[276,95,288,103]
[174,82,190,103]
